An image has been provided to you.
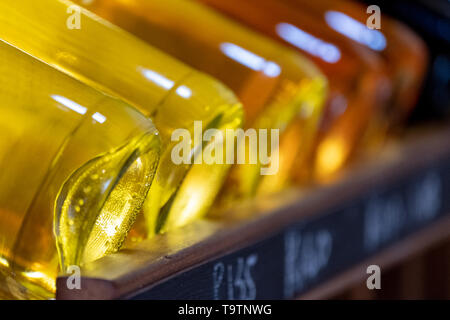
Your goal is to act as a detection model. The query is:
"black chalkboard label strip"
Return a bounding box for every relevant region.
[129,159,450,300]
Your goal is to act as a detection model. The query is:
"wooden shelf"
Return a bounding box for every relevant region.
[56,124,450,300]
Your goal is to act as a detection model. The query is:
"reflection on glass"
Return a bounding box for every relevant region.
[324,11,387,51]
[220,42,282,77]
[51,95,88,115]
[139,68,175,90]
[276,22,341,63]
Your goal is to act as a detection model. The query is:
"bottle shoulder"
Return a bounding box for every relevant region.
[0,0,204,116]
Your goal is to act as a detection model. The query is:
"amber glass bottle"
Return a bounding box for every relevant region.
[283,0,428,125]
[362,0,449,118]
[0,40,160,299]
[198,0,393,181]
[74,0,328,201]
[0,0,243,235]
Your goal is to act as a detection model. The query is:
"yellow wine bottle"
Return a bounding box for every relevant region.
[0,40,160,299]
[73,0,328,202]
[286,0,428,125]
[0,0,243,234]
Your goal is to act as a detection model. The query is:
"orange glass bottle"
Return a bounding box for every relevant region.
[74,0,328,200]
[198,0,393,181]
[283,0,428,125]
[364,0,449,118]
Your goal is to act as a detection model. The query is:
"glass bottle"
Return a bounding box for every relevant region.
[197,0,393,181]
[0,0,243,235]
[0,40,160,299]
[73,0,328,202]
[282,0,428,125]
[362,0,449,118]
